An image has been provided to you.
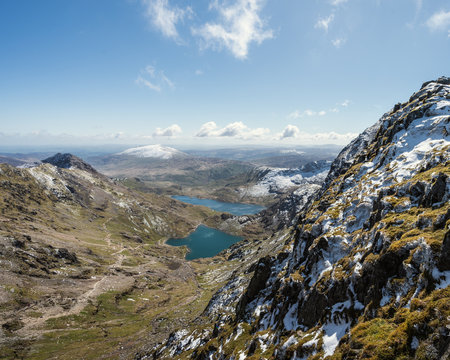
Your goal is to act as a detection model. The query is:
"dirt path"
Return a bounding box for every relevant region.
[14,217,134,339]
[11,217,206,348]
[103,217,113,247]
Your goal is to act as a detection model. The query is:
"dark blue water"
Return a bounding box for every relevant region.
[172,195,264,216]
[166,225,242,260]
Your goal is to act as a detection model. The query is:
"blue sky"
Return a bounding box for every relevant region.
[1,0,449,147]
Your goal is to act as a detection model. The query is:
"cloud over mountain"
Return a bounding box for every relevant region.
[153,124,182,137]
[195,121,269,139]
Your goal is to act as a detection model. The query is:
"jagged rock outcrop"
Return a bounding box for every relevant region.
[43,153,98,173]
[147,77,450,359]
[244,160,330,198]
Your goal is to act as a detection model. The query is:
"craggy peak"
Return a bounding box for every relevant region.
[43,153,98,173]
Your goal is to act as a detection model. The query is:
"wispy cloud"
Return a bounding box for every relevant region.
[288,109,327,120]
[426,10,450,31]
[195,121,270,139]
[406,0,424,29]
[192,0,273,59]
[136,76,161,92]
[315,14,334,32]
[332,37,346,48]
[413,0,423,14]
[288,100,350,120]
[330,0,348,5]
[276,128,357,143]
[308,131,357,143]
[142,0,192,42]
[135,65,174,92]
[153,124,182,137]
[195,69,204,76]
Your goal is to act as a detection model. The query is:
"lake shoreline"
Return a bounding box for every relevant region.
[166,224,243,260]
[171,195,265,216]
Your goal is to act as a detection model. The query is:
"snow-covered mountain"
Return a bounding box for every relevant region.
[117,144,187,159]
[147,77,450,359]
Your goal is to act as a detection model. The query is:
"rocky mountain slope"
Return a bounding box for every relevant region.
[242,160,330,197]
[148,77,450,359]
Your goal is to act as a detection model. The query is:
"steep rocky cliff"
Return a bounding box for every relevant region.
[148,77,450,359]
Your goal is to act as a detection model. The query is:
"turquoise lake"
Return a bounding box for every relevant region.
[172,195,265,216]
[166,225,242,260]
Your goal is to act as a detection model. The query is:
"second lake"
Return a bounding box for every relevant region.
[172,195,265,216]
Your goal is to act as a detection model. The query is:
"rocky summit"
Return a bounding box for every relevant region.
[43,153,99,173]
[147,78,450,359]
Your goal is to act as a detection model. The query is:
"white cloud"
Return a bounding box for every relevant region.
[280,125,300,139]
[195,121,269,139]
[160,72,175,88]
[219,121,248,136]
[196,121,218,137]
[195,69,204,76]
[135,65,174,92]
[287,100,350,120]
[414,0,423,13]
[303,109,316,116]
[331,0,348,5]
[142,0,192,41]
[315,14,334,32]
[136,75,161,92]
[276,129,357,144]
[153,124,182,137]
[288,109,326,119]
[287,110,301,120]
[111,132,125,139]
[192,0,273,59]
[406,0,424,28]
[332,38,346,48]
[309,131,357,143]
[426,10,450,31]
